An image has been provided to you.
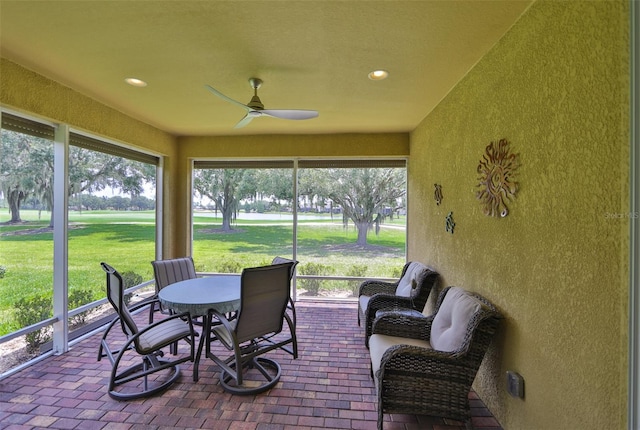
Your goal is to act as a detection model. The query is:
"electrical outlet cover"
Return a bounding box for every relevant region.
[506,370,525,398]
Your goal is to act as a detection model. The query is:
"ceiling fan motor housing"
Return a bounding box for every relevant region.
[247,95,264,110]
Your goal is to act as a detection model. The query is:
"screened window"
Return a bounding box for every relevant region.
[0,113,56,357]
[67,132,159,309]
[192,161,294,272]
[0,111,160,375]
[191,159,407,300]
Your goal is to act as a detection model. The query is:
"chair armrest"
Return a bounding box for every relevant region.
[358,280,398,297]
[371,311,433,341]
[376,344,461,380]
[375,308,424,319]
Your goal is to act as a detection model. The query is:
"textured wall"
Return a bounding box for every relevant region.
[408,1,630,429]
[178,133,409,159]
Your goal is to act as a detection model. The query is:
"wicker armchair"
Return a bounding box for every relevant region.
[369,286,502,429]
[357,262,439,347]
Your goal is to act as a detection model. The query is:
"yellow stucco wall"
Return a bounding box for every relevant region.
[408,1,630,429]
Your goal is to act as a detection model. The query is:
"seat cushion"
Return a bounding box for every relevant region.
[394,262,422,297]
[430,287,481,352]
[369,333,431,376]
[137,318,192,353]
[359,295,371,314]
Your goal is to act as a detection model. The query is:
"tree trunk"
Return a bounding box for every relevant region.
[221,215,233,231]
[221,202,235,231]
[356,222,369,246]
[8,189,25,223]
[47,190,54,228]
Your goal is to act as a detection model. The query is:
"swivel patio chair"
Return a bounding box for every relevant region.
[368,286,502,429]
[149,257,198,323]
[206,261,297,395]
[271,256,299,335]
[358,261,439,347]
[98,262,195,400]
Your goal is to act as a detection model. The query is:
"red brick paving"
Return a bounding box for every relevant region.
[0,301,502,429]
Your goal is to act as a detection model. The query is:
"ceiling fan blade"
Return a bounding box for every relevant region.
[204,84,250,111]
[233,113,258,129]
[260,109,319,120]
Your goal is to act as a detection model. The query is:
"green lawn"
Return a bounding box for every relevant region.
[0,209,405,335]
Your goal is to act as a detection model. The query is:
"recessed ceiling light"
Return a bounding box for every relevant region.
[125,77,148,87]
[368,70,389,81]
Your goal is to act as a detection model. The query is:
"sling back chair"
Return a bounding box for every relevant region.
[149,257,198,323]
[98,262,196,400]
[358,261,439,347]
[206,262,297,395]
[271,256,299,342]
[369,286,502,429]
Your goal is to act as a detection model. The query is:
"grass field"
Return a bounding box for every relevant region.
[0,209,406,335]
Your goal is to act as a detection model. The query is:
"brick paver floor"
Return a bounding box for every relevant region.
[0,301,502,429]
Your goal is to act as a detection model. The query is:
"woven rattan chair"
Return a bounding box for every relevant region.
[149,257,198,323]
[98,262,195,400]
[206,262,297,394]
[358,261,439,347]
[368,286,502,429]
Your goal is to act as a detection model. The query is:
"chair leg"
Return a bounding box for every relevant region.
[219,356,282,395]
[148,302,156,324]
[108,349,183,400]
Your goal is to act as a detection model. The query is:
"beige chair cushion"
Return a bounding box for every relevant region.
[369,333,431,376]
[430,287,481,352]
[359,295,371,314]
[394,262,422,297]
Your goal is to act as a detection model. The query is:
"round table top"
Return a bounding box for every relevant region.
[157,275,241,316]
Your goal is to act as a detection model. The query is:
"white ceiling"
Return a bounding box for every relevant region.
[0,1,532,136]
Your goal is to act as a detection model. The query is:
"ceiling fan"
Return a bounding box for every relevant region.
[205,78,319,129]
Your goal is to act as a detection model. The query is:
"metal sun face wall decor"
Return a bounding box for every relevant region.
[475,138,520,218]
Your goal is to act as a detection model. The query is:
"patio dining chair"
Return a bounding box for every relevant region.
[206,262,296,394]
[271,256,299,341]
[98,262,195,400]
[149,257,198,323]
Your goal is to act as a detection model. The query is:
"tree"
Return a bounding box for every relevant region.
[254,169,294,212]
[306,168,406,246]
[69,148,156,214]
[193,169,255,231]
[1,131,155,224]
[0,130,53,223]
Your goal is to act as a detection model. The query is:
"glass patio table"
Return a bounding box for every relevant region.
[158,275,241,381]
